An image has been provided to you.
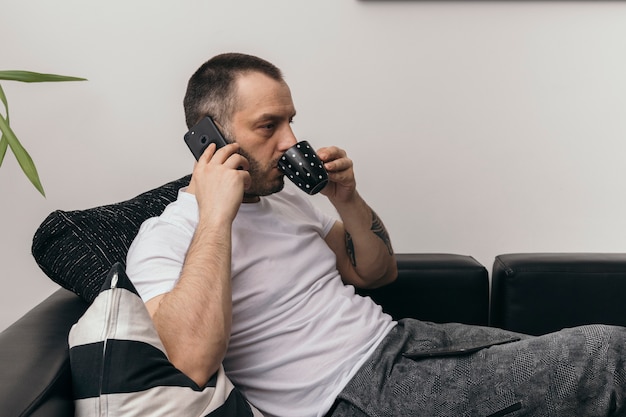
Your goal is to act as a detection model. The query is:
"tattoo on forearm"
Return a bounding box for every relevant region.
[344,210,393,268]
[371,210,393,255]
[345,231,357,267]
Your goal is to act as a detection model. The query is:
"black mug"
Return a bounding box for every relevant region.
[278,141,328,195]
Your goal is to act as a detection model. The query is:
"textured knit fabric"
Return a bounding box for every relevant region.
[126,184,396,417]
[32,176,191,303]
[328,319,626,417]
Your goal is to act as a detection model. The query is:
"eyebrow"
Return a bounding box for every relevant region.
[254,111,297,122]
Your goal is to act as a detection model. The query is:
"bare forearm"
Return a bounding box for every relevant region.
[332,191,396,287]
[145,143,247,386]
[150,220,232,386]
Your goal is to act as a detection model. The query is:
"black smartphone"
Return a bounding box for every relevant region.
[184,116,228,161]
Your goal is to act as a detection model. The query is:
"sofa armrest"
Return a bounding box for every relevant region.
[358,253,489,326]
[0,288,87,417]
[491,253,626,335]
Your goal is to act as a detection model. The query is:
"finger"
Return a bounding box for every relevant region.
[327,169,354,184]
[209,143,241,164]
[325,156,353,172]
[240,170,252,191]
[225,153,250,171]
[198,143,218,164]
[317,146,339,162]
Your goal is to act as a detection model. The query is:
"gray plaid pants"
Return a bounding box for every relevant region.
[327,319,626,417]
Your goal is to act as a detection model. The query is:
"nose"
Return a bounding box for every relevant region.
[278,125,298,152]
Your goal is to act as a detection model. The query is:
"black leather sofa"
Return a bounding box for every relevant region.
[0,253,490,417]
[3,174,626,416]
[3,252,626,416]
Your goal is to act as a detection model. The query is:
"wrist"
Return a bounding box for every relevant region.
[197,208,235,229]
[329,189,363,213]
[328,187,359,206]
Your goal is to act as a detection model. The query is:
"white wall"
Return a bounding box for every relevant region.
[2,0,626,331]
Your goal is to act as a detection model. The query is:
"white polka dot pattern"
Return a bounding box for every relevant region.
[278,141,328,195]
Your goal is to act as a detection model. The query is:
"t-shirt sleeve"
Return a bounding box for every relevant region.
[126,191,199,303]
[319,209,336,238]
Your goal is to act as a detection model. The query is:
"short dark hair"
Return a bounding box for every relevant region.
[183,53,284,130]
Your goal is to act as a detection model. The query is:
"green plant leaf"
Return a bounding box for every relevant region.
[0,83,8,118]
[0,83,8,167]
[0,114,45,196]
[0,70,85,196]
[0,70,86,83]
[0,136,7,168]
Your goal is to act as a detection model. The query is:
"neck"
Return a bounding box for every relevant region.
[242,193,261,203]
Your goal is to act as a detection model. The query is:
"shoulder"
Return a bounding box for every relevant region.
[128,189,198,261]
[126,189,196,301]
[139,189,198,234]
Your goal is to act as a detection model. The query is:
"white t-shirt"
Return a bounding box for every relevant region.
[126,184,396,417]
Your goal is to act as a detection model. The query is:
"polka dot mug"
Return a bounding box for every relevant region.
[278,141,328,195]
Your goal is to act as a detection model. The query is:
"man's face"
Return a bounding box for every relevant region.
[227,72,298,200]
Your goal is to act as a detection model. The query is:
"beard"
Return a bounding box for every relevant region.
[237,146,285,198]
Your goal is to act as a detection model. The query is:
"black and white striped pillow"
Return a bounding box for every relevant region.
[68,262,262,417]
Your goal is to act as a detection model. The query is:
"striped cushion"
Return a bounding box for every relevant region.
[68,262,262,417]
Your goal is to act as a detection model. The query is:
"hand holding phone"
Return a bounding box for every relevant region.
[184,116,228,160]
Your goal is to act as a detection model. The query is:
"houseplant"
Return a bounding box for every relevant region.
[0,71,86,196]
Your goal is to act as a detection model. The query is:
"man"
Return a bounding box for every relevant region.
[127,53,626,417]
